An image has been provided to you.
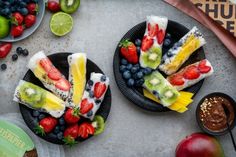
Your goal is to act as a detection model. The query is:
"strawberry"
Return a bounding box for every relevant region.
[25,15,36,28]
[183,65,200,80]
[63,124,79,146]
[11,12,24,25]
[141,35,153,51]
[198,60,211,74]
[47,0,61,13]
[78,122,95,139]
[0,43,12,58]
[80,98,94,114]
[94,82,107,99]
[27,3,38,15]
[148,23,159,38]
[39,58,53,72]
[35,117,57,136]
[11,25,24,37]
[55,78,71,91]
[157,29,165,44]
[64,108,80,124]
[169,74,185,86]
[119,39,138,64]
[48,68,61,80]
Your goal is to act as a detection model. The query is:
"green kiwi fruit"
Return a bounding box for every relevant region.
[92,115,105,135]
[159,87,179,106]
[144,71,164,91]
[60,0,80,14]
[141,47,162,69]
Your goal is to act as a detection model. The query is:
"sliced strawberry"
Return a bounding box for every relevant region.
[157,29,165,44]
[80,99,94,114]
[78,122,95,139]
[169,74,185,86]
[48,68,62,80]
[94,82,107,99]
[141,35,153,51]
[55,78,71,91]
[39,58,53,72]
[198,60,211,74]
[148,23,159,38]
[183,65,200,80]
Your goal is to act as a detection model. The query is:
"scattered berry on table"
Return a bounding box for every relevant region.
[32,110,40,117]
[1,64,7,71]
[16,47,23,55]
[22,49,29,56]
[135,39,142,46]
[12,54,18,61]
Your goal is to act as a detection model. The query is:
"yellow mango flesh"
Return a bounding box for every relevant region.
[44,92,64,110]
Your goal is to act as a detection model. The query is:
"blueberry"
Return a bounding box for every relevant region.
[85,85,91,91]
[59,117,65,125]
[19,7,28,15]
[135,79,144,87]
[20,1,27,7]
[89,91,94,98]
[167,51,173,57]
[143,68,152,75]
[134,64,140,69]
[135,39,142,46]
[101,75,106,82]
[152,91,158,96]
[32,110,40,117]
[136,46,141,56]
[136,71,143,79]
[119,65,126,73]
[120,58,128,65]
[1,64,7,71]
[33,118,39,124]
[95,99,101,104]
[10,6,16,12]
[127,78,134,87]
[88,80,94,86]
[60,125,65,131]
[130,67,138,74]
[54,126,60,134]
[12,54,18,61]
[176,41,182,47]
[22,49,29,56]
[87,110,93,117]
[126,64,133,70]
[1,8,11,16]
[122,71,131,80]
[4,1,10,6]
[38,114,45,120]
[57,132,63,140]
[163,39,171,47]
[165,33,171,39]
[16,47,23,55]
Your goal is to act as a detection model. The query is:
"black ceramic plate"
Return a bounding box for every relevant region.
[113,20,205,112]
[19,53,112,144]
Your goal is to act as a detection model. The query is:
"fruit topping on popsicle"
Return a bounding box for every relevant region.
[78,122,95,139]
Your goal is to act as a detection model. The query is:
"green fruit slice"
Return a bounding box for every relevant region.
[141,47,162,69]
[0,16,10,38]
[92,115,105,135]
[159,87,179,106]
[50,12,73,36]
[60,0,80,14]
[144,72,164,91]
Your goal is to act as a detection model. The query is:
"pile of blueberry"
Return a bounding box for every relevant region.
[0,0,38,17]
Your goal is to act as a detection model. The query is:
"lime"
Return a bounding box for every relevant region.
[0,16,10,38]
[50,12,73,36]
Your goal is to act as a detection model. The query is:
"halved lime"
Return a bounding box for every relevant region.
[50,12,73,36]
[0,16,10,38]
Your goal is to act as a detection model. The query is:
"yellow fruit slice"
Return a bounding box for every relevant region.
[45,92,65,110]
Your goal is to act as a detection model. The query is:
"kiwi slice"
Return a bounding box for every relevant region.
[19,83,45,108]
[92,115,105,135]
[159,87,179,106]
[60,0,80,14]
[144,72,164,91]
[141,47,162,69]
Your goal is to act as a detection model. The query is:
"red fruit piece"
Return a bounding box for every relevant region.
[80,99,94,114]
[27,3,38,15]
[25,15,36,28]
[183,65,200,80]
[119,39,138,64]
[48,68,62,80]
[35,117,57,136]
[141,35,153,51]
[148,23,159,38]
[0,43,12,58]
[47,1,61,12]
[157,29,165,44]
[11,12,24,25]
[55,78,71,91]
[11,25,24,37]
[39,58,53,72]
[169,74,185,86]
[198,60,211,74]
[94,82,107,99]
[63,124,79,145]
[78,122,95,139]
[64,108,80,124]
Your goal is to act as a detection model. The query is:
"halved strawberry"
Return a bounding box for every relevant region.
[148,23,159,38]
[55,78,71,91]
[169,74,185,86]
[141,35,153,51]
[183,65,200,80]
[198,60,211,74]
[80,99,94,114]
[78,122,95,139]
[39,58,53,72]
[157,29,165,44]
[48,68,62,80]
[94,82,107,99]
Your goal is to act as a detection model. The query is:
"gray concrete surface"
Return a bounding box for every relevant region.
[0,0,236,156]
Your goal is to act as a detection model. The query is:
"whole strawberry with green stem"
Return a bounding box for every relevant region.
[64,107,80,124]
[119,39,138,64]
[63,124,79,146]
[35,117,58,136]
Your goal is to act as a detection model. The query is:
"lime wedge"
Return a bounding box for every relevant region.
[50,12,73,36]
